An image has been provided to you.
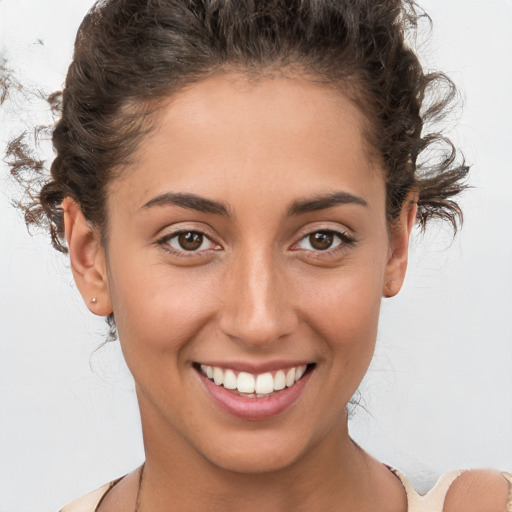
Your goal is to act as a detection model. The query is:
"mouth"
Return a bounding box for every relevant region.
[194,362,315,420]
[198,363,311,397]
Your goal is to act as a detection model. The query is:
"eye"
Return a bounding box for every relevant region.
[163,230,219,253]
[295,230,353,252]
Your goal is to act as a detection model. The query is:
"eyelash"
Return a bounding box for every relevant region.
[292,228,357,257]
[157,228,356,258]
[157,229,220,258]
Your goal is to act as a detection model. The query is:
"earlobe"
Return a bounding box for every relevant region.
[383,194,418,298]
[62,197,113,316]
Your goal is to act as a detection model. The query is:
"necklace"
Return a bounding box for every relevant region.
[134,462,145,512]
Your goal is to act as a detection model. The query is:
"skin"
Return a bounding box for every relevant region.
[63,74,419,511]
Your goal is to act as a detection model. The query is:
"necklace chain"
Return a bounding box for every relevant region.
[134,463,145,512]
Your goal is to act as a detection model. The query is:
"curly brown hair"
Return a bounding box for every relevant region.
[6,0,467,254]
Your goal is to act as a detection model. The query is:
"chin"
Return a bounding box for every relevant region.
[192,423,328,477]
[207,443,306,475]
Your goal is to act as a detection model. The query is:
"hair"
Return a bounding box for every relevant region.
[6,0,467,253]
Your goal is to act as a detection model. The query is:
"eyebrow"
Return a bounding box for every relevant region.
[141,190,367,217]
[141,192,230,216]
[287,191,368,216]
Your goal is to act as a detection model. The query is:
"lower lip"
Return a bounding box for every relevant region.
[198,369,312,421]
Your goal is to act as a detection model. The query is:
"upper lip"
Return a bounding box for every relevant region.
[194,360,313,374]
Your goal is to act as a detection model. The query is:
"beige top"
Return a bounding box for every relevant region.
[60,468,512,512]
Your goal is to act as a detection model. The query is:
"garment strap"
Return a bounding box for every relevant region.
[59,479,121,512]
[389,467,512,512]
[388,467,465,512]
[503,472,512,512]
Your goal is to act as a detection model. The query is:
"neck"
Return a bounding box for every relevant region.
[139,409,376,512]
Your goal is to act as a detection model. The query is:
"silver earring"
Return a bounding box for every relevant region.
[91,297,98,304]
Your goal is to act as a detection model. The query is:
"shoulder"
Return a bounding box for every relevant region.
[389,467,512,512]
[443,469,512,512]
[59,480,120,512]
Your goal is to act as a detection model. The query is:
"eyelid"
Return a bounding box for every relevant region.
[155,224,223,257]
[290,225,357,254]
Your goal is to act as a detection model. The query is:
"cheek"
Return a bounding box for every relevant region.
[294,259,386,367]
[106,256,218,359]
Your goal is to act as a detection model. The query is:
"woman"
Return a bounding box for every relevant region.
[3,0,511,510]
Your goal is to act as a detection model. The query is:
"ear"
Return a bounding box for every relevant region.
[382,193,418,298]
[62,197,113,316]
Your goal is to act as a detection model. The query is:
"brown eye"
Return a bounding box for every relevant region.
[308,231,334,250]
[165,230,218,253]
[294,229,353,254]
[178,232,204,251]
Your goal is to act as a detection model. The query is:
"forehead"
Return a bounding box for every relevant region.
[110,73,385,216]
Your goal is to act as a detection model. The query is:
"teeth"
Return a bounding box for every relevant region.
[213,367,224,385]
[223,369,237,390]
[199,364,310,395]
[274,370,286,391]
[255,373,274,394]
[295,365,307,381]
[200,364,213,379]
[285,367,295,387]
[237,372,255,393]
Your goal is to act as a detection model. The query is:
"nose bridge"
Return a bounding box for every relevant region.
[219,242,296,347]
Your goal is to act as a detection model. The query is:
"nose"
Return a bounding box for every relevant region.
[218,246,298,348]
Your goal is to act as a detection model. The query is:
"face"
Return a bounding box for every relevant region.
[66,73,415,474]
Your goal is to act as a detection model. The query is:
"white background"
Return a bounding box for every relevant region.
[0,1,511,510]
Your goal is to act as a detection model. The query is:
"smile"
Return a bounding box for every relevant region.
[196,362,314,420]
[199,364,308,398]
